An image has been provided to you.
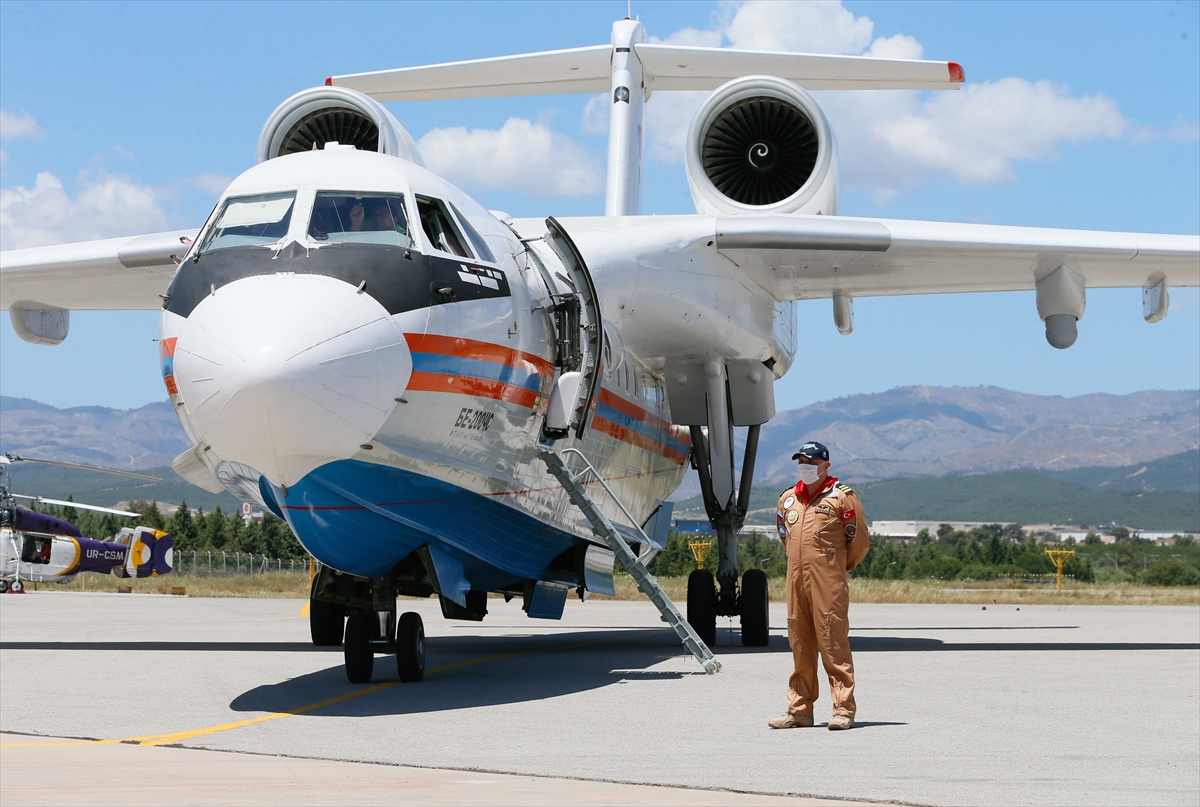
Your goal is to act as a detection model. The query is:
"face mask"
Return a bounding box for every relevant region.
[798,463,821,486]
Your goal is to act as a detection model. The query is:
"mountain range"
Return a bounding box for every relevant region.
[2,386,1197,502]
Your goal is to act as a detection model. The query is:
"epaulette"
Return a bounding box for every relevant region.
[835,482,854,495]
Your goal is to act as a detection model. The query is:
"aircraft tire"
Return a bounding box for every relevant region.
[395,611,425,683]
[739,569,770,647]
[8,579,24,593]
[686,569,717,647]
[309,598,345,646]
[0,580,8,594]
[343,610,376,684]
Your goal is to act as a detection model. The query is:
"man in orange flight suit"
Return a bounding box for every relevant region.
[768,441,870,731]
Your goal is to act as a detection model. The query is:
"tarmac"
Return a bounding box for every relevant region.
[1,592,1197,806]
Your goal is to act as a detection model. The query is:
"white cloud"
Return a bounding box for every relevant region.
[0,169,171,250]
[722,0,873,54]
[0,110,45,141]
[1129,116,1200,144]
[418,117,603,197]
[631,0,1135,201]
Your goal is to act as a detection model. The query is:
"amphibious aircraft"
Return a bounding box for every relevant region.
[2,18,1197,681]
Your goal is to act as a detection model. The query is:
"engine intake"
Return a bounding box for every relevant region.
[686,76,837,216]
[256,86,422,165]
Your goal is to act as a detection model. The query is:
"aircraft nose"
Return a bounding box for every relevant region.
[171,273,410,486]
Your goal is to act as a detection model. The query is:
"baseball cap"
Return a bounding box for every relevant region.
[791,441,830,462]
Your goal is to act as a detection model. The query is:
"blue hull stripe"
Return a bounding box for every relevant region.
[410,352,542,392]
[276,459,579,585]
[594,401,689,457]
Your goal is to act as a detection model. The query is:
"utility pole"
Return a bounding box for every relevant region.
[1044,545,1076,593]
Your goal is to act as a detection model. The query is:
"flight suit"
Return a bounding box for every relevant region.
[776,478,870,719]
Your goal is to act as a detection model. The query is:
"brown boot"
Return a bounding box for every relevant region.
[768,714,815,729]
[827,715,854,730]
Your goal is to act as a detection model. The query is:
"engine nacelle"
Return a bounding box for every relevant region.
[256,85,423,165]
[685,76,838,216]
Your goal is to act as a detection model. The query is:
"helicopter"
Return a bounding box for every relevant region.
[0,454,174,593]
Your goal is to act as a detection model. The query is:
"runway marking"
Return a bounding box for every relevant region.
[0,630,660,749]
[299,603,310,617]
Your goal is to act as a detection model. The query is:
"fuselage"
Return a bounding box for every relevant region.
[160,147,691,590]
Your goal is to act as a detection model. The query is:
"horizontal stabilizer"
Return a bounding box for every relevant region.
[637,44,963,91]
[328,44,962,102]
[329,45,612,102]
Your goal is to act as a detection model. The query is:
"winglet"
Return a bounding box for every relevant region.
[324,76,332,86]
[948,62,965,83]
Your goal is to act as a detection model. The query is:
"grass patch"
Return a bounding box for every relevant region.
[30,572,1199,607]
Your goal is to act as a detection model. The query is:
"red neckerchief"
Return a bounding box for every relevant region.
[796,475,837,506]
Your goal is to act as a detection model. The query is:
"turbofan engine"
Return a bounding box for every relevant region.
[685,76,838,216]
[256,85,423,165]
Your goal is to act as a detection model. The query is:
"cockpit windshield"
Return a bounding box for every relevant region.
[308,193,413,247]
[197,192,296,254]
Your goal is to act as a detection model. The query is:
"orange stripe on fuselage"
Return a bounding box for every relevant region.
[405,333,554,376]
[596,387,676,434]
[407,372,539,409]
[591,413,687,465]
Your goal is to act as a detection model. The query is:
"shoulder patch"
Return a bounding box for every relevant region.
[835,482,854,495]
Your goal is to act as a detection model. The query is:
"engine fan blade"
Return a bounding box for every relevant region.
[3,454,161,482]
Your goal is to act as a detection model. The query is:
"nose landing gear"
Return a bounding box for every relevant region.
[343,608,426,684]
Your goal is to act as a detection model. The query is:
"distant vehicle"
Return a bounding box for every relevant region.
[0,454,173,592]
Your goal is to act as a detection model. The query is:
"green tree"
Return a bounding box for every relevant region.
[1174,535,1195,547]
[1084,531,1102,545]
[169,500,199,552]
[1140,561,1200,586]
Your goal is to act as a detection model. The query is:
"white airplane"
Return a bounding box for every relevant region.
[2,19,1197,682]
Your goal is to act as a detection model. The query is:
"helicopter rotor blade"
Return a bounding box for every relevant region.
[3,454,161,482]
[10,494,141,518]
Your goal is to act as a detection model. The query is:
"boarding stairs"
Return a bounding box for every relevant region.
[539,447,721,674]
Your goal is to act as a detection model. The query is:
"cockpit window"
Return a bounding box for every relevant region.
[417,196,473,259]
[448,201,496,263]
[308,193,413,247]
[197,192,295,254]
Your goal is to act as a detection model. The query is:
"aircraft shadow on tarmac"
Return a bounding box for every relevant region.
[230,628,703,717]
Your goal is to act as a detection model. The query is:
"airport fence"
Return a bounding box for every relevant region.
[173,550,310,577]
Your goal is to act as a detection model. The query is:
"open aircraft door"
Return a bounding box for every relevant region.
[534,217,605,441]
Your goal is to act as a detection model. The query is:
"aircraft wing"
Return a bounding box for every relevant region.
[549,214,1199,300]
[712,215,1199,298]
[0,229,197,311]
[328,45,961,102]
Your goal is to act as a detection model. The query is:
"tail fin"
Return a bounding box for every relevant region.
[119,527,173,578]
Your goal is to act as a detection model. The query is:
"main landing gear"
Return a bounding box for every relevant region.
[684,412,771,648]
[686,567,769,647]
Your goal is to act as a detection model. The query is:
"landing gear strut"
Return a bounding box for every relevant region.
[684,411,770,647]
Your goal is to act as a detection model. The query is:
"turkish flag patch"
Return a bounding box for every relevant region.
[841,509,855,521]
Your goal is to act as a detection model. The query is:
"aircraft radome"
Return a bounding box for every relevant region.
[1,14,1197,682]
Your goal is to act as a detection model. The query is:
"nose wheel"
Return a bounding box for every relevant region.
[343,609,426,684]
[395,612,425,682]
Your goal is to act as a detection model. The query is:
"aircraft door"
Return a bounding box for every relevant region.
[541,217,605,440]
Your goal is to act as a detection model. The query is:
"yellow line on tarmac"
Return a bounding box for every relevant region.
[299,603,310,617]
[1,631,654,749]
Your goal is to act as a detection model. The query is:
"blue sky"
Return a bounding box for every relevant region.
[1,0,1197,411]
